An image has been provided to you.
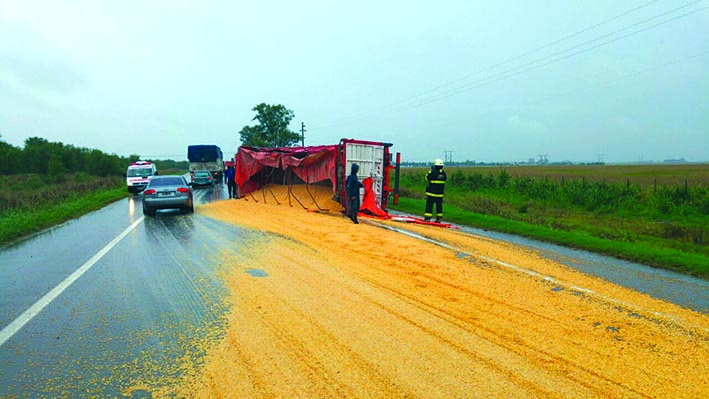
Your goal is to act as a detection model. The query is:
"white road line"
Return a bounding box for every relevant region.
[368,220,688,325]
[0,217,144,348]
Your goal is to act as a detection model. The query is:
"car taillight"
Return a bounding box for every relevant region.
[177,187,190,193]
[143,189,156,195]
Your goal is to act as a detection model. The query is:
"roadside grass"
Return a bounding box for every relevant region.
[0,174,130,247]
[436,187,709,256]
[390,197,709,278]
[394,164,709,278]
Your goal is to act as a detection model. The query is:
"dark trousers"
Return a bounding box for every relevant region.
[424,195,443,219]
[227,181,237,198]
[347,196,360,218]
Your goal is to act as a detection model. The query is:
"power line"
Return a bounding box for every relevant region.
[369,0,662,115]
[401,2,707,108]
[383,48,709,133]
[354,2,709,122]
[510,49,709,110]
[312,1,659,129]
[312,0,707,130]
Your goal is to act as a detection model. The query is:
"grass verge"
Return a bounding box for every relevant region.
[390,197,709,278]
[0,187,130,247]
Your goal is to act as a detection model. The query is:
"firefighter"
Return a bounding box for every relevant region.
[346,163,363,224]
[424,159,447,222]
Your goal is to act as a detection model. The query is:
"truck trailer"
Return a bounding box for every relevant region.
[234,138,399,216]
[187,145,224,182]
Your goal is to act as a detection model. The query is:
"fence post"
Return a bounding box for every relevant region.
[561,176,565,187]
[654,178,657,193]
[626,178,630,190]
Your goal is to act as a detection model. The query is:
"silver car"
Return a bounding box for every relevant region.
[191,171,214,187]
[142,175,194,216]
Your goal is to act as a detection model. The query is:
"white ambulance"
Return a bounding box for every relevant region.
[125,161,158,194]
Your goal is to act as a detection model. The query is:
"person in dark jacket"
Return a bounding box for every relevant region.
[424,159,447,222]
[225,165,237,199]
[346,163,363,224]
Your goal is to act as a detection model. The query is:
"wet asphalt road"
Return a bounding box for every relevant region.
[0,182,255,398]
[456,226,709,314]
[2,182,707,397]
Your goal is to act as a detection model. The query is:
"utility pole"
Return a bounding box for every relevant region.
[443,150,453,164]
[300,122,306,147]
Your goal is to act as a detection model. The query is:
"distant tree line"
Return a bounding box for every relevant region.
[0,136,139,177]
[401,160,589,168]
[148,159,189,172]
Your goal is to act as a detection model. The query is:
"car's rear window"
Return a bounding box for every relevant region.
[150,177,184,186]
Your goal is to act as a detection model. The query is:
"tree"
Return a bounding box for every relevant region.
[239,103,301,147]
[23,137,51,174]
[0,137,22,175]
[47,153,67,183]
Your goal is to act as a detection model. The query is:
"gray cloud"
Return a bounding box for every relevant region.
[0,20,88,94]
[1,1,707,163]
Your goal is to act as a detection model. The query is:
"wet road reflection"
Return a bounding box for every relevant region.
[3,182,706,397]
[458,225,709,313]
[0,182,258,398]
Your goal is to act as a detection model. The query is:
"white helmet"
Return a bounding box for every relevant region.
[434,159,444,166]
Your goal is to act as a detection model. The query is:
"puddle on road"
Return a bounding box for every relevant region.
[456,225,708,313]
[245,268,269,277]
[171,187,709,399]
[385,211,707,313]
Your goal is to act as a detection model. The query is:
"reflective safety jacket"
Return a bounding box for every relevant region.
[425,166,447,197]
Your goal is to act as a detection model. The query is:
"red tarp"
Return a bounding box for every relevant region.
[236,145,339,195]
[360,177,388,217]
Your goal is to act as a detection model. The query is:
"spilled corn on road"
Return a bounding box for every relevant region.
[143,185,708,398]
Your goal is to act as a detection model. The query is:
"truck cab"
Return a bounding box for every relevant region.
[126,161,157,194]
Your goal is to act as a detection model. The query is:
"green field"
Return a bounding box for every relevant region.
[391,163,709,277]
[0,174,130,246]
[438,163,709,186]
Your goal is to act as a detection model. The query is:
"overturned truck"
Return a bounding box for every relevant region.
[235,139,400,216]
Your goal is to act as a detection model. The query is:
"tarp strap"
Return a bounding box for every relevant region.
[305,183,328,212]
[262,167,280,205]
[286,169,307,210]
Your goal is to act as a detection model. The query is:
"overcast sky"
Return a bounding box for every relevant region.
[1,0,707,163]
